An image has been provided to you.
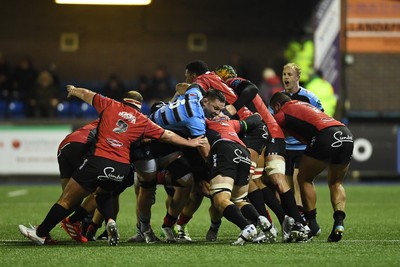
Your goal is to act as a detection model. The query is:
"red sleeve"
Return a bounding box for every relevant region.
[92,94,113,113]
[194,76,210,91]
[143,118,166,139]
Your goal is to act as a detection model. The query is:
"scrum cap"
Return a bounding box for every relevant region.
[215,65,237,81]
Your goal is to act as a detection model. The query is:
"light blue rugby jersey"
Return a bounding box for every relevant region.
[149,86,206,138]
[285,87,323,150]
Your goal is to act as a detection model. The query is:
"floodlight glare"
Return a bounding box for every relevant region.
[55,0,151,5]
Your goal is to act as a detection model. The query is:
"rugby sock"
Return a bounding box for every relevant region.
[210,219,222,232]
[177,213,192,226]
[85,222,101,237]
[304,209,317,221]
[240,203,259,224]
[139,214,151,233]
[69,206,89,223]
[222,204,248,230]
[297,205,306,223]
[37,203,70,237]
[280,189,304,224]
[96,193,116,221]
[248,189,272,222]
[162,212,177,228]
[304,209,320,236]
[333,210,346,224]
[261,187,286,224]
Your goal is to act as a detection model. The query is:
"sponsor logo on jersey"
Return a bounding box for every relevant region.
[233,149,251,165]
[118,111,136,123]
[332,131,353,147]
[97,167,124,182]
[106,138,123,147]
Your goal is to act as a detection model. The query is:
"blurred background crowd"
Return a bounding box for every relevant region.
[0,55,182,118]
[0,45,337,119]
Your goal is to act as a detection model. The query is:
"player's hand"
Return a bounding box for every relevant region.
[213,113,230,121]
[176,83,190,95]
[224,104,237,116]
[66,85,75,98]
[188,136,208,147]
[200,180,211,198]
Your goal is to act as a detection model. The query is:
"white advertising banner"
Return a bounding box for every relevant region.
[0,125,72,175]
[313,0,342,94]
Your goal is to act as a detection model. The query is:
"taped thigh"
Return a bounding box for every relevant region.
[134,159,157,174]
[231,191,248,204]
[210,183,233,197]
[264,158,285,176]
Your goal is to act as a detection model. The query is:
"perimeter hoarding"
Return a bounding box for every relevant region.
[0,125,72,175]
[346,0,400,53]
[348,122,399,178]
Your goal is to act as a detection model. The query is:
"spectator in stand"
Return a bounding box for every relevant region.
[30,70,60,118]
[11,56,38,101]
[148,65,176,104]
[102,74,126,102]
[0,53,11,100]
[135,75,152,114]
[136,75,151,101]
[48,63,61,87]
[258,68,284,105]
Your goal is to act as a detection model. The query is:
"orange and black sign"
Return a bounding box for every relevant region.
[346,0,400,53]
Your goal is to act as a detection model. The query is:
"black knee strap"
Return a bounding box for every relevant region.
[139,179,157,189]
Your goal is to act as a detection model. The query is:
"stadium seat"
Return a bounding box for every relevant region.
[0,100,7,118]
[57,101,71,118]
[70,101,83,118]
[140,102,151,115]
[80,103,98,119]
[8,101,26,119]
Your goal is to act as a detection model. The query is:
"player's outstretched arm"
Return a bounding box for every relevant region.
[66,85,96,105]
[160,130,207,148]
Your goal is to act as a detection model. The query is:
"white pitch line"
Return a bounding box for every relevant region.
[340,240,400,243]
[7,189,28,197]
[1,239,399,243]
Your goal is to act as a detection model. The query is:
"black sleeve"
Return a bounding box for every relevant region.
[239,114,262,133]
[232,80,259,111]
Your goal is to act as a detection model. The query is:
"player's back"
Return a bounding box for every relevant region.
[150,86,206,137]
[93,95,164,163]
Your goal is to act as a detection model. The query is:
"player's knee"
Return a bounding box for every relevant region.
[139,179,157,189]
[174,173,193,187]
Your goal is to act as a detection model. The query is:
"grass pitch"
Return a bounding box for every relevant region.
[0,182,399,267]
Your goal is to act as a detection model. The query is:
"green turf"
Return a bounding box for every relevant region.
[1,183,399,267]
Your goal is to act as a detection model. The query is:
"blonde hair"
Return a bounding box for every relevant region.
[283,63,301,78]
